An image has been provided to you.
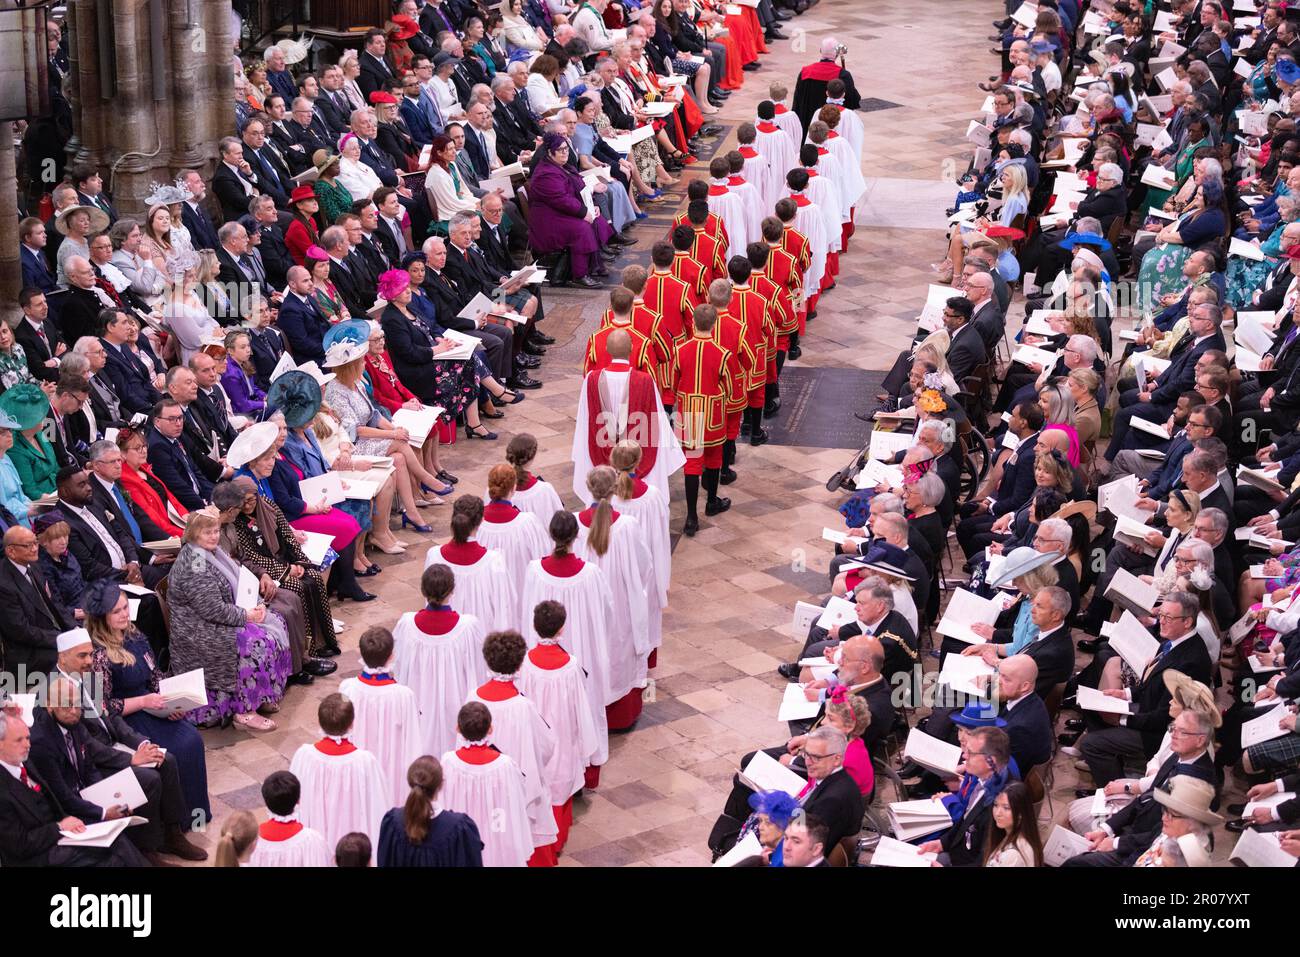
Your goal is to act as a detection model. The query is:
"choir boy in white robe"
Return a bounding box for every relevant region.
[754,101,799,199]
[476,464,552,594]
[519,600,603,829]
[440,702,536,868]
[609,440,670,666]
[504,433,566,524]
[816,105,866,238]
[468,629,561,865]
[798,144,843,285]
[825,78,864,164]
[783,169,831,300]
[805,123,851,238]
[521,510,615,752]
[725,150,766,251]
[339,626,424,808]
[288,694,388,863]
[392,564,487,758]
[425,497,519,633]
[736,123,777,214]
[247,771,332,868]
[769,82,803,149]
[706,156,752,260]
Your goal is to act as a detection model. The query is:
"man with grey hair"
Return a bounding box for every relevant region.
[319,224,371,317]
[1076,590,1213,787]
[420,234,516,385]
[86,438,170,546]
[212,135,266,222]
[804,574,918,693]
[971,585,1074,695]
[963,268,1005,355]
[72,333,126,430]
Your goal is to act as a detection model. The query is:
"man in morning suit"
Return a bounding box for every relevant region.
[0,526,75,676]
[147,399,216,511]
[277,266,334,365]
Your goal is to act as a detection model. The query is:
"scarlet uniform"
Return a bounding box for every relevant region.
[728,284,772,408]
[643,268,695,343]
[598,302,675,403]
[750,270,791,378]
[672,209,730,253]
[690,227,729,283]
[584,320,656,378]
[711,305,755,440]
[780,224,813,331]
[673,331,741,473]
[671,249,709,304]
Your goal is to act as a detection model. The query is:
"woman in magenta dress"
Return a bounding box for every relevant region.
[526,133,616,288]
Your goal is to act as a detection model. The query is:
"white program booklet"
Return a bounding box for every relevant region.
[235,565,260,611]
[712,831,764,867]
[1043,825,1093,866]
[298,471,346,506]
[391,405,443,447]
[1242,704,1293,749]
[937,653,997,697]
[935,588,1002,644]
[739,750,809,798]
[144,669,206,718]
[1108,611,1160,675]
[871,835,936,867]
[80,767,148,812]
[815,595,858,631]
[1230,827,1297,868]
[777,683,822,722]
[903,728,963,777]
[58,816,148,848]
[1103,567,1159,618]
[1076,685,1134,715]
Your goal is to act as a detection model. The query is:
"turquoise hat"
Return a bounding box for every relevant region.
[323,319,373,351]
[0,383,50,431]
[265,370,322,429]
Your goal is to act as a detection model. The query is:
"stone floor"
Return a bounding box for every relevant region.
[189,0,1226,867]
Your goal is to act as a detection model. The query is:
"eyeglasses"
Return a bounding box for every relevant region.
[1169,727,1206,738]
[157,414,184,423]
[1161,807,1186,819]
[1186,419,1209,429]
[1157,611,1192,620]
[798,749,837,762]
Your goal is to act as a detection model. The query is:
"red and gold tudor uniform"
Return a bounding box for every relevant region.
[673,326,741,474]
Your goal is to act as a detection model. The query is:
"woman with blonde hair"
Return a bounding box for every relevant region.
[576,466,656,727]
[1066,368,1102,447]
[913,340,960,396]
[213,811,260,867]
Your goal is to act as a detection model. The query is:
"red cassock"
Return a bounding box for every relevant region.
[780,224,813,332]
[584,320,656,377]
[581,362,664,478]
[671,249,710,306]
[600,302,676,404]
[671,209,729,255]
[673,332,740,473]
[728,285,772,408]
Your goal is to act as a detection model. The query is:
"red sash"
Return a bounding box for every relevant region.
[584,368,661,474]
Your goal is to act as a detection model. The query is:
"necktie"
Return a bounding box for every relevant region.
[112,485,143,544]
[1158,532,1183,571]
[174,440,201,495]
[20,765,37,791]
[34,321,49,350]
[65,733,81,783]
[796,777,816,802]
[238,254,256,281]
[1143,640,1174,682]
[519,87,532,113]
[257,150,283,192]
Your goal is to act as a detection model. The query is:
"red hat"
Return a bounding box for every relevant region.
[984,225,1025,240]
[389,14,420,40]
[290,185,317,204]
[368,91,398,105]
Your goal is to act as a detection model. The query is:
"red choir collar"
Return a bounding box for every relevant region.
[314,737,357,756]
[817,146,830,156]
[727,175,746,186]
[483,500,519,523]
[774,104,789,114]
[455,744,501,765]
[791,194,812,207]
[541,553,585,577]
[258,819,304,842]
[578,505,620,527]
[414,606,460,634]
[707,183,729,196]
[738,146,759,158]
[440,540,487,565]
[606,358,631,370]
[477,679,519,701]
[358,671,397,686]
[528,644,570,670]
[517,472,539,491]
[827,130,840,139]
[756,121,779,133]
[806,169,818,177]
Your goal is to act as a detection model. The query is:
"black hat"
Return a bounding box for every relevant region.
[81,579,123,618]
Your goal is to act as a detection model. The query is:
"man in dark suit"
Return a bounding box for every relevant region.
[422,237,515,383]
[316,64,355,137]
[346,207,390,284]
[56,466,168,589]
[214,221,271,319]
[59,255,114,346]
[319,226,373,317]
[100,311,163,418]
[1108,302,1227,460]
[277,266,334,364]
[28,687,169,858]
[212,137,271,222]
[966,271,1005,356]
[248,320,289,391]
[282,98,336,174]
[796,726,866,851]
[989,587,1076,697]
[1079,591,1214,786]
[247,195,293,291]
[942,297,987,385]
[0,526,75,676]
[146,399,215,511]
[69,166,118,225]
[359,29,396,100]
[48,376,92,468]
[957,404,1042,559]
[87,439,170,545]
[240,119,293,209]
[400,73,437,146]
[165,366,228,475]
[918,726,1012,866]
[15,288,63,383]
[0,712,147,866]
[179,170,222,251]
[1065,709,1219,867]
[19,218,58,295]
[799,573,919,692]
[189,352,239,455]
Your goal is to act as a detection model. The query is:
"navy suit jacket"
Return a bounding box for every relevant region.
[146,427,214,511]
[276,293,332,364]
[1151,331,1226,407]
[1001,692,1053,772]
[463,126,493,180]
[181,201,221,252]
[400,98,436,147]
[359,138,400,188]
[248,326,287,391]
[28,710,132,825]
[101,339,162,416]
[1147,432,1192,498]
[21,245,57,294]
[267,69,298,105]
[992,430,1040,517]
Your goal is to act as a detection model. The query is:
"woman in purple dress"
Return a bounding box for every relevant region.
[526,132,616,288]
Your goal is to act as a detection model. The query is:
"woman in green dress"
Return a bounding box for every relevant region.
[307,245,351,323]
[1136,158,1229,309]
[0,383,59,499]
[1226,204,1300,308]
[1144,115,1212,213]
[311,150,353,228]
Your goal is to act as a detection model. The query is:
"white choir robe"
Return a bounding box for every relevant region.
[440,748,536,867]
[519,645,603,805]
[391,610,487,757]
[467,685,560,849]
[613,481,671,653]
[803,171,842,254]
[339,672,425,808]
[520,560,613,764]
[824,130,866,210]
[288,739,388,862]
[828,103,865,164]
[754,124,799,201]
[788,193,830,297]
[423,544,519,633]
[726,176,766,253]
[474,510,551,605]
[570,367,685,502]
[706,179,752,260]
[247,817,332,867]
[772,102,803,151]
[574,512,654,695]
[504,477,565,526]
[811,147,852,225]
[737,145,776,214]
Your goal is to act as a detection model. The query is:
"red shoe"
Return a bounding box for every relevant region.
[683,154,698,165]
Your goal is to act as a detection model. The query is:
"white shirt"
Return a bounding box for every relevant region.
[224,162,254,195]
[60,500,127,570]
[0,760,25,782]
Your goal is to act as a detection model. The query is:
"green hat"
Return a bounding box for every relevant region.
[0,383,50,431]
[265,370,322,429]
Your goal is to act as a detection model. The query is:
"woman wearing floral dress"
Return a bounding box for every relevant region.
[306,245,351,323]
[0,321,38,395]
[311,151,353,226]
[1226,210,1299,308]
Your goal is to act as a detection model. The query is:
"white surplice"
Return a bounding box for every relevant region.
[824,130,866,209]
[246,818,332,868]
[391,611,487,757]
[520,560,613,765]
[570,367,685,501]
[727,176,767,253]
[574,513,654,697]
[772,103,803,150]
[423,545,520,633]
[467,687,560,847]
[519,646,603,805]
[440,748,536,867]
[612,482,671,652]
[338,672,425,807]
[755,125,799,201]
[474,511,551,609]
[738,145,776,214]
[288,741,388,862]
[788,194,829,297]
[803,171,843,254]
[828,103,865,167]
[706,179,753,260]
[508,478,566,526]
[810,147,852,223]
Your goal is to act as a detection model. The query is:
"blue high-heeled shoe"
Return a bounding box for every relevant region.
[421,482,454,497]
[400,511,433,533]
[635,211,649,220]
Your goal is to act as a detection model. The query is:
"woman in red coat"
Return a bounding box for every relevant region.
[116,427,188,537]
[284,186,322,266]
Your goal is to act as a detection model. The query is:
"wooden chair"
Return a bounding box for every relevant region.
[826,835,859,867]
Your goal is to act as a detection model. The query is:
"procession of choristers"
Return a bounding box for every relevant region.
[259,72,864,865]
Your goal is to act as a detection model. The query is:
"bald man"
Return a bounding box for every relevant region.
[0,526,75,677]
[791,37,861,134]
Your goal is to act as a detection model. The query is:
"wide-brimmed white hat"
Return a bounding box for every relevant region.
[227,420,279,470]
[322,340,369,368]
[273,36,312,65]
[987,546,1056,588]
